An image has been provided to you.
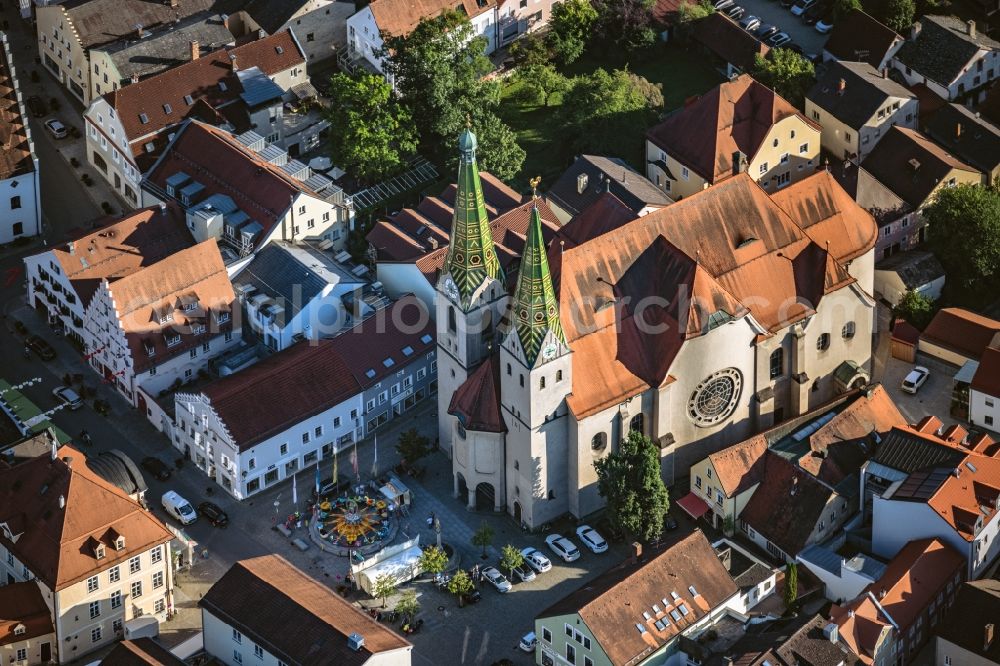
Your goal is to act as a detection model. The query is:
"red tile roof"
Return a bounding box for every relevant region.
[0,446,173,591]
[554,191,638,249]
[833,538,964,664]
[693,13,771,73]
[822,9,901,70]
[709,436,768,497]
[922,307,1000,361]
[105,30,304,158]
[106,239,236,373]
[538,531,738,666]
[449,354,505,433]
[646,74,815,184]
[51,204,193,306]
[972,346,1000,397]
[0,582,53,647]
[0,36,35,180]
[926,453,1000,540]
[102,638,186,665]
[368,0,497,37]
[199,338,362,451]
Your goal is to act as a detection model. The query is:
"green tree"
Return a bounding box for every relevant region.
[783,562,798,611]
[418,545,449,577]
[447,569,474,606]
[593,0,657,52]
[372,573,397,608]
[513,64,571,107]
[499,544,525,578]
[395,588,420,621]
[547,0,599,64]
[508,32,551,69]
[882,0,915,33]
[894,290,936,329]
[560,68,663,155]
[829,0,861,21]
[925,184,1000,302]
[676,0,715,39]
[594,430,670,543]
[751,48,815,108]
[396,428,432,465]
[324,73,417,182]
[471,112,527,181]
[471,521,495,558]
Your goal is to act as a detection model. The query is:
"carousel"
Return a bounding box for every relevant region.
[316,495,393,551]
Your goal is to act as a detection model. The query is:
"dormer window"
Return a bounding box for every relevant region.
[162,103,172,114]
[114,536,125,551]
[159,312,172,324]
[139,113,148,124]
[165,332,181,347]
[183,301,197,312]
[183,95,193,105]
[13,625,25,636]
[144,341,156,357]
[192,323,206,335]
[216,311,231,324]
[95,543,106,559]
[218,81,228,92]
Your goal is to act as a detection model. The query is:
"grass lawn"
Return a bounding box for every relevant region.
[499,42,724,191]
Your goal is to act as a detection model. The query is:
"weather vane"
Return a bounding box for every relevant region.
[465,114,472,129]
[530,176,541,199]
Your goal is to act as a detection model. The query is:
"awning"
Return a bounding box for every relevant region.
[354,545,422,595]
[381,477,410,504]
[676,493,711,520]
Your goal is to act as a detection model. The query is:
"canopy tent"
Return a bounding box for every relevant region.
[381,476,411,506]
[354,544,422,596]
[676,492,712,520]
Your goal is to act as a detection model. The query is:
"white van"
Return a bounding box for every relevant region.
[161,491,197,525]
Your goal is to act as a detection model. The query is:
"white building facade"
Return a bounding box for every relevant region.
[0,33,41,244]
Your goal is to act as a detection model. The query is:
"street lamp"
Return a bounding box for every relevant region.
[433,516,442,550]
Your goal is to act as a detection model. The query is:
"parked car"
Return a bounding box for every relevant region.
[664,513,679,531]
[790,0,816,15]
[815,15,835,32]
[461,589,482,605]
[512,564,536,582]
[52,386,83,410]
[519,632,538,653]
[314,473,352,499]
[757,24,780,39]
[901,366,930,394]
[141,457,172,481]
[26,95,46,118]
[767,32,793,47]
[575,525,608,554]
[25,335,56,360]
[740,14,761,31]
[545,534,581,562]
[520,547,553,573]
[713,0,735,8]
[481,566,512,593]
[725,4,745,19]
[44,118,67,139]
[161,490,197,525]
[198,501,229,527]
[802,1,827,23]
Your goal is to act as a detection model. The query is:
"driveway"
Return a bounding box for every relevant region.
[732,0,830,57]
[881,354,965,429]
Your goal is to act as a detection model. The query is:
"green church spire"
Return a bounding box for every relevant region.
[511,179,565,367]
[442,125,503,310]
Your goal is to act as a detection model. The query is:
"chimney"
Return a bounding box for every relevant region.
[230,53,238,71]
[135,23,143,38]
[131,73,139,84]
[631,541,643,563]
[849,610,855,618]
[837,78,846,94]
[823,623,839,643]
[910,21,922,40]
[879,587,887,599]
[987,624,995,651]
[967,20,976,38]
[58,495,65,509]
[62,456,73,467]
[956,123,962,139]
[881,67,887,79]
[68,241,75,255]
[732,151,746,176]
[576,172,588,194]
[189,40,200,61]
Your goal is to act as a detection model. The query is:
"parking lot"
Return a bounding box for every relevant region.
[728,0,830,57]
[881,353,965,429]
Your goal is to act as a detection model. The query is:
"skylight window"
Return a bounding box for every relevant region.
[219,81,228,92]
[661,598,669,608]
[966,462,978,473]
[382,358,395,368]
[183,95,193,105]
[402,345,414,356]
[642,612,651,620]
[365,369,376,378]
[652,604,661,613]
[138,113,148,124]
[679,604,689,616]
[669,609,681,622]
[688,585,698,596]
[420,334,432,344]
[163,103,172,114]
[671,591,680,600]
[275,45,284,54]
[654,620,666,631]
[635,624,646,634]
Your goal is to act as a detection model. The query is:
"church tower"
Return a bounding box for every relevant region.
[436,127,508,457]
[500,188,572,528]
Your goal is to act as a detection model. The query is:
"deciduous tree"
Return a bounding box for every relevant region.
[418,545,449,577]
[372,573,397,608]
[513,64,571,107]
[882,0,915,33]
[471,521,495,558]
[594,430,670,543]
[751,48,815,108]
[499,544,525,578]
[447,569,474,605]
[396,428,432,465]
[894,290,936,329]
[560,68,662,155]
[395,588,420,621]
[593,0,658,52]
[925,184,1000,302]
[547,0,599,64]
[784,562,798,611]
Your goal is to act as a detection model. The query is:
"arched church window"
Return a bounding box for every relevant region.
[629,414,645,434]
[769,349,783,379]
[556,370,563,382]
[591,433,607,451]
[540,376,546,390]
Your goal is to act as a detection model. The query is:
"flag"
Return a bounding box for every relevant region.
[292,472,298,506]
[372,433,378,478]
[314,460,321,495]
[332,454,338,485]
[351,448,359,479]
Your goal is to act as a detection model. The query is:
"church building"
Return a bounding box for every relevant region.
[436,128,879,528]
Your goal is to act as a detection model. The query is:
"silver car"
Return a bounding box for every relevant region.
[520,547,552,573]
[52,386,83,410]
[482,566,512,593]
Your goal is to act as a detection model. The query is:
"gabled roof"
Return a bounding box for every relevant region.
[199,338,362,451]
[833,538,964,663]
[0,34,35,181]
[693,12,770,74]
[547,154,671,217]
[936,580,1000,661]
[243,0,310,33]
[823,9,901,69]
[861,126,979,209]
[104,239,236,372]
[102,638,186,665]
[895,16,1000,87]
[971,346,1000,397]
[449,354,505,433]
[100,14,235,82]
[103,31,304,156]
[828,161,911,227]
[560,172,875,418]
[48,204,193,307]
[0,446,173,591]
[807,61,915,131]
[874,250,945,291]
[61,0,238,49]
[708,435,768,497]
[200,555,410,665]
[554,191,638,249]
[926,103,1000,176]
[871,425,968,473]
[367,0,497,38]
[739,452,843,557]
[0,582,53,647]
[538,531,739,666]
[922,307,1000,360]
[717,614,863,666]
[646,74,814,184]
